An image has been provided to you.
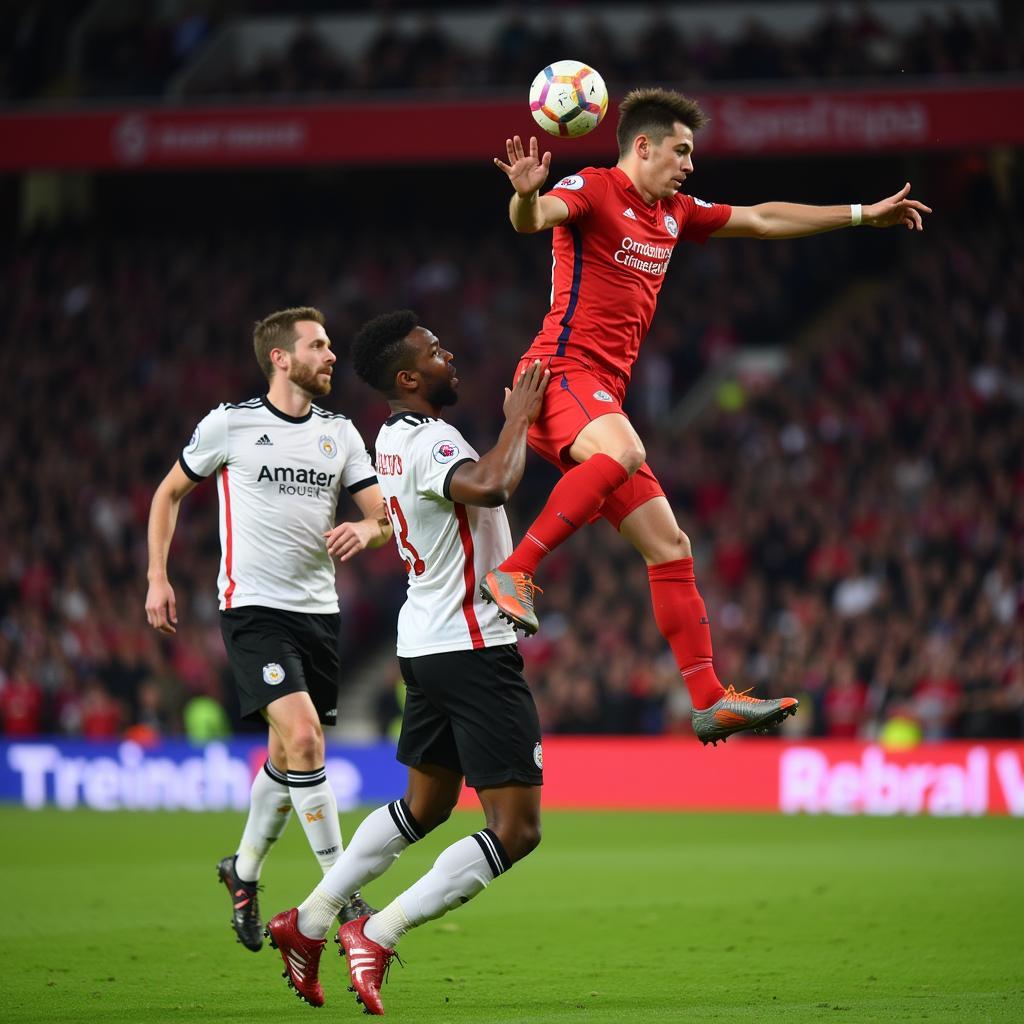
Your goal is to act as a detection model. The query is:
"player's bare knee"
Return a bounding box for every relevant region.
[416,803,455,834]
[637,525,691,565]
[284,723,324,767]
[675,529,692,559]
[491,818,541,864]
[406,793,458,835]
[612,443,645,476]
[515,820,542,861]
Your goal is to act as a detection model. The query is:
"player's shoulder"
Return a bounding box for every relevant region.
[386,411,438,425]
[311,403,351,422]
[194,398,256,427]
[674,192,722,214]
[381,412,465,454]
[221,397,263,414]
[381,411,440,436]
[550,165,606,192]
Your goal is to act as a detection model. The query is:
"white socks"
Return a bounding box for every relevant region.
[366,829,511,948]
[288,766,342,874]
[294,803,514,950]
[298,800,423,938]
[234,759,293,882]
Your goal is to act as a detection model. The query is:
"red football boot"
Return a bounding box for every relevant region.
[265,908,327,1008]
[336,916,397,1016]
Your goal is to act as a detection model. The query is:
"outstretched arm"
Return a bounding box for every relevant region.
[449,361,550,508]
[493,135,570,234]
[712,182,932,239]
[145,462,198,634]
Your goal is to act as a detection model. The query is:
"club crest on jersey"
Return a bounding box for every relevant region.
[663,214,679,237]
[318,434,337,459]
[554,174,585,191]
[432,440,460,464]
[187,427,200,452]
[262,662,286,685]
[593,390,614,403]
[533,742,544,769]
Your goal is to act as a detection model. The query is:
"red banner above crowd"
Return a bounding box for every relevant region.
[4,82,1023,171]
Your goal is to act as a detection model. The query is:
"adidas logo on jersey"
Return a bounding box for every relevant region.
[255,434,273,446]
[623,207,637,220]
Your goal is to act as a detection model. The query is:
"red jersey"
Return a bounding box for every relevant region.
[525,166,731,381]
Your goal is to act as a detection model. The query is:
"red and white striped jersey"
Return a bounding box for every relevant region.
[373,412,517,657]
[180,396,377,613]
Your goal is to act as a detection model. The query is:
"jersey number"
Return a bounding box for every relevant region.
[388,497,425,576]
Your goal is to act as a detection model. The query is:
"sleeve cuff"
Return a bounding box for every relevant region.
[442,458,475,501]
[347,476,378,494]
[178,454,205,482]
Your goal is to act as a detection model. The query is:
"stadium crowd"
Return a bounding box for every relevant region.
[196,7,1021,98]
[2,2,1021,101]
[1,168,1020,744]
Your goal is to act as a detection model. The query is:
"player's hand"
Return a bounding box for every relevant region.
[864,183,932,231]
[145,577,178,635]
[503,359,550,425]
[324,520,375,563]
[493,135,551,197]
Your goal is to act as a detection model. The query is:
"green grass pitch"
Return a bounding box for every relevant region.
[2,806,1021,1023]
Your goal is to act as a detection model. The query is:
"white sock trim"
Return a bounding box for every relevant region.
[297,886,346,940]
[364,900,411,949]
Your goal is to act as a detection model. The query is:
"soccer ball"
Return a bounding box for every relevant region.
[529,60,608,138]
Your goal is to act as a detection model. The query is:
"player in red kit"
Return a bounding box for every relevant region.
[483,88,932,745]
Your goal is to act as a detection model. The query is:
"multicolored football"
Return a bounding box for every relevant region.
[528,60,608,138]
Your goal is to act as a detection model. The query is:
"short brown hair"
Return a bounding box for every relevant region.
[616,88,709,156]
[253,306,325,380]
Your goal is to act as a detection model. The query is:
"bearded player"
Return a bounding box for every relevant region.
[483,88,931,745]
[146,307,390,949]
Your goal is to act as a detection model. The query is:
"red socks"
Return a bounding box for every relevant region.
[503,461,726,714]
[501,454,629,576]
[647,557,726,711]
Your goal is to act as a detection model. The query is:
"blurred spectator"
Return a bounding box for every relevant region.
[0,661,45,736]
[183,682,233,743]
[822,658,868,738]
[79,677,123,739]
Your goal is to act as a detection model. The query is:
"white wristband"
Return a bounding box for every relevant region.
[850,203,863,227]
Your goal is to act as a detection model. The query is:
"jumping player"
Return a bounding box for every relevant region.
[483,88,932,745]
[145,307,391,951]
[264,311,549,1015]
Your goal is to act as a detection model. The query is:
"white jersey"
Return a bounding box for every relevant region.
[373,412,517,657]
[180,396,377,614]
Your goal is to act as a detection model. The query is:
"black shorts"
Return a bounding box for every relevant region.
[397,644,543,790]
[220,606,341,725]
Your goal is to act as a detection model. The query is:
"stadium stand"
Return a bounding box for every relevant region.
[2,2,1020,101]
[0,1,1020,743]
[1,177,1020,742]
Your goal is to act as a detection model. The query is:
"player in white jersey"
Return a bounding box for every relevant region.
[145,307,392,952]
[264,310,549,1014]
